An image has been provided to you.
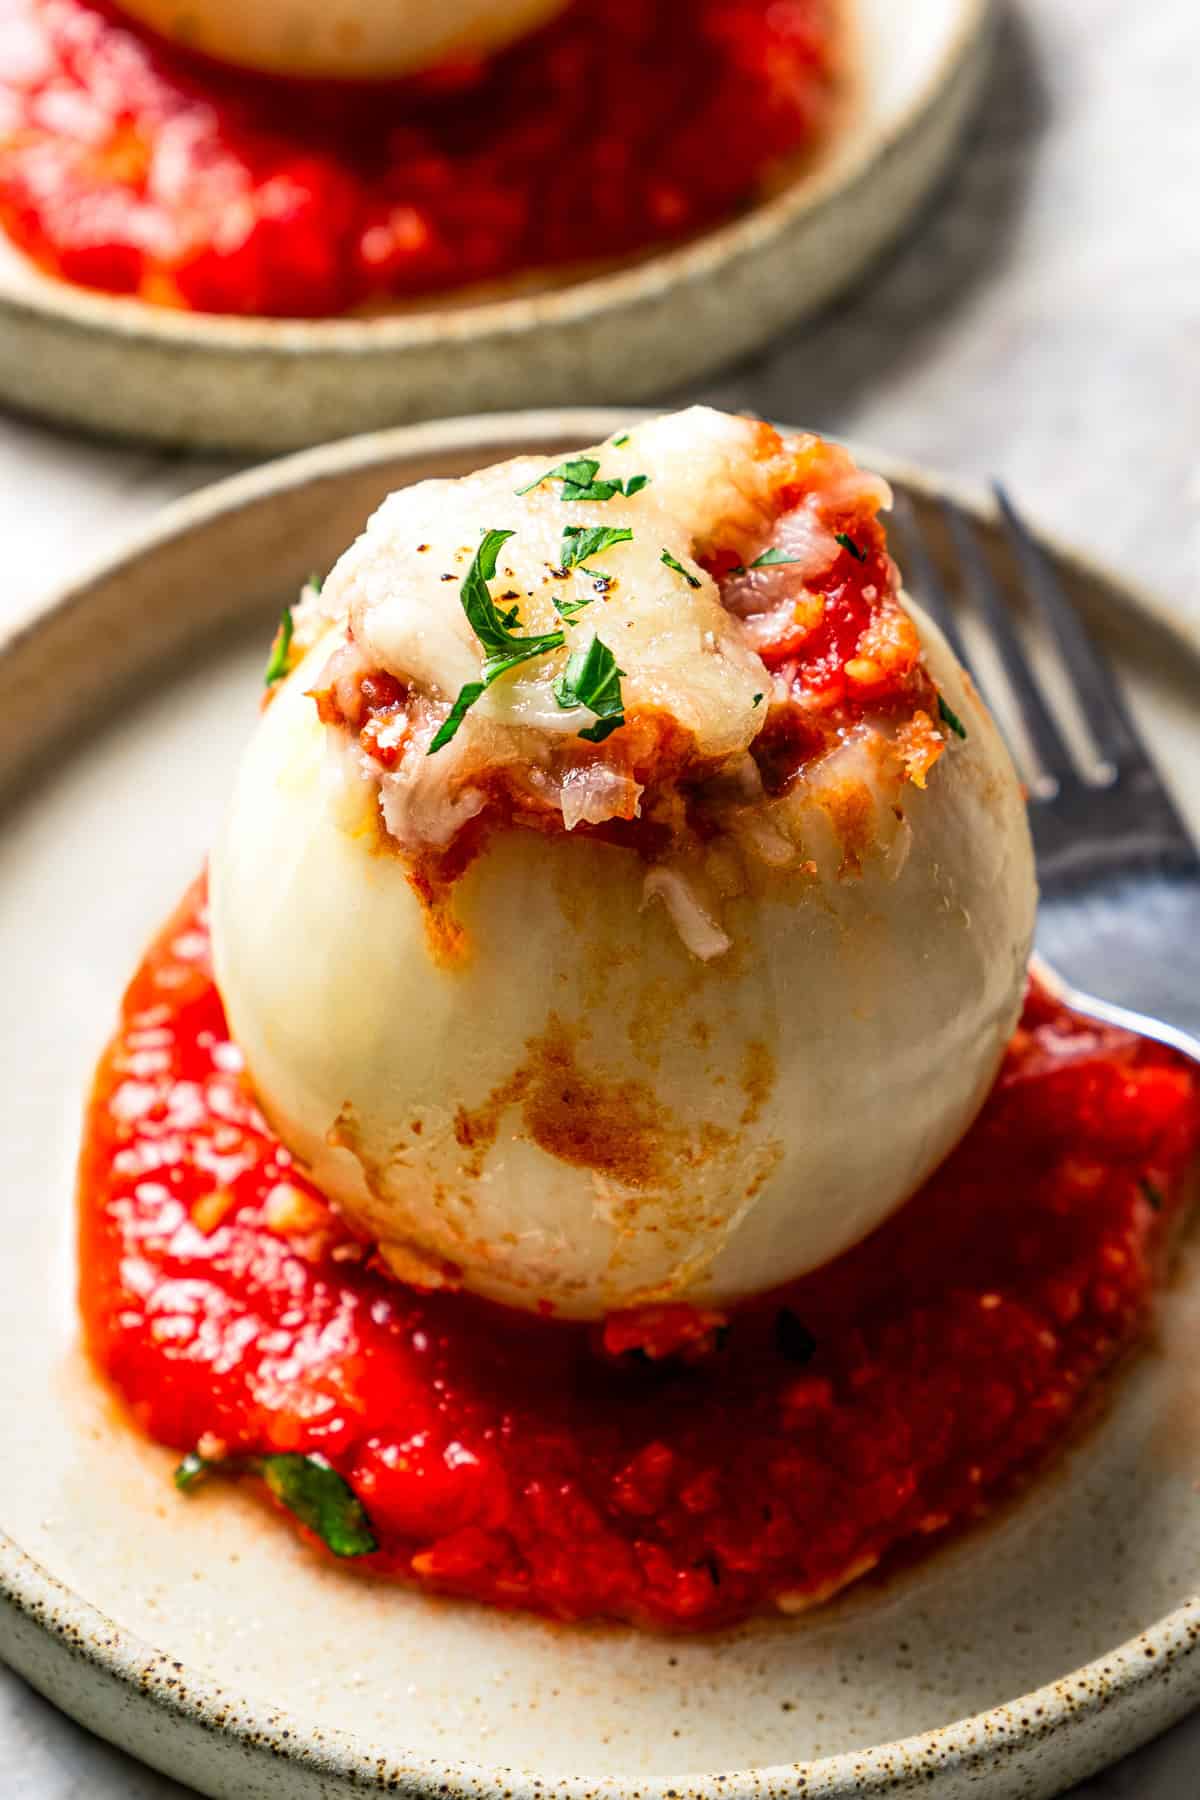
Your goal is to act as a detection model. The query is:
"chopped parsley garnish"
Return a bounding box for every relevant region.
[612,432,631,447]
[516,457,649,502]
[937,694,968,740]
[749,547,801,570]
[173,1449,377,1557]
[775,1308,817,1365]
[263,600,296,687]
[661,548,701,588]
[554,634,626,743]
[428,681,486,752]
[553,593,595,622]
[428,528,565,754]
[1140,1178,1164,1213]
[752,692,764,708]
[835,532,867,563]
[173,1450,210,1492]
[560,523,633,571]
[307,570,323,592]
[516,456,598,496]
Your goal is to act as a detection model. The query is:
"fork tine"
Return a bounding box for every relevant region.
[992,484,1147,781]
[888,491,975,674]
[941,498,1078,794]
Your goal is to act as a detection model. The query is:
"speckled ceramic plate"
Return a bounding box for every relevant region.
[2,411,1199,1800]
[0,0,991,454]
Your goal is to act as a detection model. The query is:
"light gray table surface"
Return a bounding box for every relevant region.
[2,0,1198,1793]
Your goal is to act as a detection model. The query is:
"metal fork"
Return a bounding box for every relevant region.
[894,486,1200,1059]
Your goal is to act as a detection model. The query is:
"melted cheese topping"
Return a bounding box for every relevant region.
[292,408,934,949]
[319,411,775,753]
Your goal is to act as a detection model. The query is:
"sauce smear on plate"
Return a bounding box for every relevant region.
[0,0,843,316]
[78,879,1200,1628]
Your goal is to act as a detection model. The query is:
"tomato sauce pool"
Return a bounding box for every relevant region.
[77,878,1200,1630]
[0,0,844,316]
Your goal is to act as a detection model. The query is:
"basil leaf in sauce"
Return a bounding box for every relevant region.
[260,1453,378,1558]
[174,1448,377,1558]
[834,533,867,563]
[173,1451,212,1492]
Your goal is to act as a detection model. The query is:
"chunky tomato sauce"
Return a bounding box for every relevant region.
[0,0,842,316]
[78,878,1200,1630]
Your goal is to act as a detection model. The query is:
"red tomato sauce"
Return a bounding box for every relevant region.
[78,877,1200,1630]
[0,0,843,316]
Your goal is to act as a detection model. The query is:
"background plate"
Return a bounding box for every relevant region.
[1,411,1199,1800]
[0,0,990,453]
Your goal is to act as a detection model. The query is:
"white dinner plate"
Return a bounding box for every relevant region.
[1,411,1199,1800]
[0,0,991,453]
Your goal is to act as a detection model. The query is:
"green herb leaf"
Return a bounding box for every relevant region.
[428,682,485,754]
[612,432,630,448]
[561,524,634,571]
[749,548,802,570]
[260,1453,378,1558]
[173,1447,377,1558]
[661,548,701,589]
[835,532,867,563]
[562,474,647,502]
[459,528,554,660]
[306,570,323,593]
[174,1450,211,1492]
[752,692,764,708]
[578,715,626,744]
[263,602,296,687]
[480,640,564,684]
[553,594,594,622]
[775,1309,817,1366]
[937,694,968,740]
[1141,1177,1165,1213]
[554,634,626,743]
[517,457,649,503]
[516,457,601,497]
[428,530,565,753]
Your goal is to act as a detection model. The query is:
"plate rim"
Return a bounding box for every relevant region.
[0,0,991,354]
[3,406,1200,1800]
